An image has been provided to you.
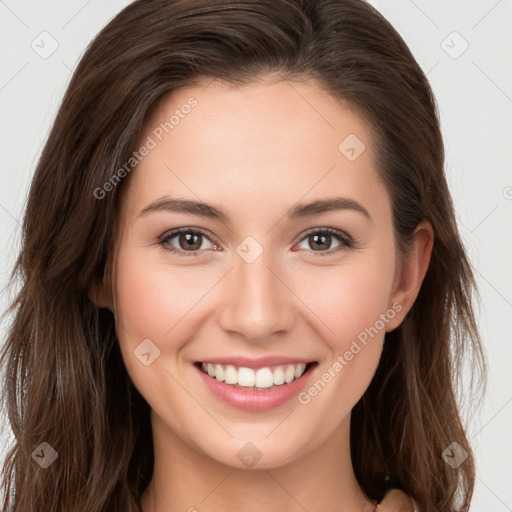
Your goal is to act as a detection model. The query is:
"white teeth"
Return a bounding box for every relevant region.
[224,365,238,385]
[255,368,274,388]
[214,364,225,382]
[199,361,311,389]
[294,363,306,379]
[273,366,285,385]
[284,364,295,383]
[237,367,255,387]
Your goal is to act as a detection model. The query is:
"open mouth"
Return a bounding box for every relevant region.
[194,361,318,391]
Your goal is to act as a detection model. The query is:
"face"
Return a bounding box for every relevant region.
[103,77,415,469]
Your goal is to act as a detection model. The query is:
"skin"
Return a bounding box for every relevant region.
[93,76,433,512]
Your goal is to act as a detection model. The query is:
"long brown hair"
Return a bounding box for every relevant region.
[1,1,486,510]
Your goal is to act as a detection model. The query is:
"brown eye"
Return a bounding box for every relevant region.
[308,233,333,251]
[295,228,354,256]
[159,228,217,257]
[178,232,203,251]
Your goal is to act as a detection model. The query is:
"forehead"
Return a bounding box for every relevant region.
[124,78,389,221]
[141,77,374,162]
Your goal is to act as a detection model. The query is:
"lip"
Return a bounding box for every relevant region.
[193,360,318,412]
[196,355,314,370]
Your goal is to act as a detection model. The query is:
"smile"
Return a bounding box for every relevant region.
[197,361,313,390]
[193,359,318,411]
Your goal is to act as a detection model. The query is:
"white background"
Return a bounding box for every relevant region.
[0,1,511,510]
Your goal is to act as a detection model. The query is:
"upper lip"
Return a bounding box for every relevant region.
[196,356,316,369]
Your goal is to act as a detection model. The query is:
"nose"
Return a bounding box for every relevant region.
[217,247,295,342]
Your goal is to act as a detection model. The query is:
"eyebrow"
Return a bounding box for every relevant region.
[138,196,371,222]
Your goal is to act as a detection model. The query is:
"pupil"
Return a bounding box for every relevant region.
[311,234,330,251]
[181,233,201,250]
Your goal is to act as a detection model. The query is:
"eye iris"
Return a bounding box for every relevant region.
[180,232,202,250]
[310,233,331,251]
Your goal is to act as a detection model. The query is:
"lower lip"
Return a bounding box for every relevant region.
[194,363,317,412]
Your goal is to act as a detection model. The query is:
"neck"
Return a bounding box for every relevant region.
[140,411,376,512]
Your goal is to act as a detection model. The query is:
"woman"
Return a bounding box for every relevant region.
[0,0,486,511]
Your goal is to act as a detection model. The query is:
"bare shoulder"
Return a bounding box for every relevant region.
[375,488,419,512]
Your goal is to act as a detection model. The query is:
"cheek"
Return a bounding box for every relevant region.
[299,254,395,348]
[295,252,396,405]
[295,263,395,418]
[111,249,223,419]
[114,262,175,343]
[114,242,221,338]
[112,245,237,390]
[112,250,201,377]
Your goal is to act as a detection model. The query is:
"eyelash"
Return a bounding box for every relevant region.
[156,227,357,258]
